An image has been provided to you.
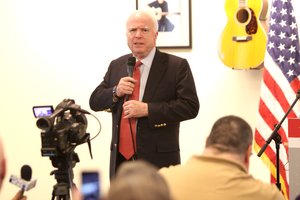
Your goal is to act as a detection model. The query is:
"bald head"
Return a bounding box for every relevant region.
[126,9,158,32]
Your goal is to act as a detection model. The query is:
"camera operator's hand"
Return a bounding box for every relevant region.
[11,190,27,200]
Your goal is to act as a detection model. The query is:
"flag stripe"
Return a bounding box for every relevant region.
[264,69,296,118]
[259,82,289,153]
[256,106,288,164]
[290,78,300,93]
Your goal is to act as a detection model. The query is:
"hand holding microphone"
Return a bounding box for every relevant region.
[114,57,137,100]
[11,190,27,200]
[9,165,36,200]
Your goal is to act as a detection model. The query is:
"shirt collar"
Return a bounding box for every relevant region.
[139,47,156,68]
[190,155,248,173]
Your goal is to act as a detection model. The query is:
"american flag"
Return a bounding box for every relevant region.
[254,0,300,199]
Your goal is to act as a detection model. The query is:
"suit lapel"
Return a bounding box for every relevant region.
[117,55,133,81]
[142,50,167,102]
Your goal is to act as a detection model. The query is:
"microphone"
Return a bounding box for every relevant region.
[21,164,31,181]
[126,56,136,101]
[9,165,37,195]
[127,56,136,77]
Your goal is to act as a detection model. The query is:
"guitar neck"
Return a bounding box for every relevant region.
[239,0,247,7]
[161,12,180,16]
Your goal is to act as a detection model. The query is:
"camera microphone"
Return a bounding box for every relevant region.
[9,165,37,195]
[68,104,91,115]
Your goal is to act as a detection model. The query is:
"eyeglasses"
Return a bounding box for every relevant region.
[127,27,151,36]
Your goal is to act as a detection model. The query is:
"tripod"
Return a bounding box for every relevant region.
[50,151,79,200]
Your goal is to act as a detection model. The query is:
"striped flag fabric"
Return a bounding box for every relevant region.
[254,0,300,199]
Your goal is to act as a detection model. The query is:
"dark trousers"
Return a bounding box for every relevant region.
[115,152,136,175]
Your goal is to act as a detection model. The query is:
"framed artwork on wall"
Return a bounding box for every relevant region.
[136,0,192,48]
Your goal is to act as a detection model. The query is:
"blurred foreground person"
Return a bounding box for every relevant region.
[106,160,172,200]
[0,136,27,200]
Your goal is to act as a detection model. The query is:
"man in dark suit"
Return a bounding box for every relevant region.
[89,9,199,178]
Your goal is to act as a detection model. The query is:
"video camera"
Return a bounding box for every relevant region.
[33,99,93,200]
[34,99,91,157]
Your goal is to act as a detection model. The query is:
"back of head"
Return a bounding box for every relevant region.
[206,115,253,155]
[107,160,171,200]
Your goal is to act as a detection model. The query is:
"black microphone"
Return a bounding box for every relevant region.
[20,165,32,196]
[21,165,32,182]
[125,56,136,101]
[9,165,37,195]
[127,56,136,77]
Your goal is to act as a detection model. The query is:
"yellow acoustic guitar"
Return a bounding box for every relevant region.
[218,0,267,69]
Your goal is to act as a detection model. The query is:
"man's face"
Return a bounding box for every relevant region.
[126,12,158,59]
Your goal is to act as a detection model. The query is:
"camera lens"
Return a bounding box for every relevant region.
[36,118,52,131]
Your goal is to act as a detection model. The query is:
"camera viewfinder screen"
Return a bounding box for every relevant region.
[32,106,54,118]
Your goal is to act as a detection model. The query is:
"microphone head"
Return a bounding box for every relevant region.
[21,165,32,181]
[127,56,136,66]
[127,56,136,77]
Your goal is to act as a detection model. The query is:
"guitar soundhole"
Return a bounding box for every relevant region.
[236,9,249,23]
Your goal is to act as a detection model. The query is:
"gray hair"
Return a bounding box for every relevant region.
[126,9,159,32]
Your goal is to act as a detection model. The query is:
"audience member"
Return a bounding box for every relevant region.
[159,115,285,200]
[106,160,172,200]
[0,137,6,190]
[0,136,27,200]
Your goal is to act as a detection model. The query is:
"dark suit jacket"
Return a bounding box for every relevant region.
[89,49,199,178]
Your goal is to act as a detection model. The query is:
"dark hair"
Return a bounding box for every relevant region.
[205,115,253,154]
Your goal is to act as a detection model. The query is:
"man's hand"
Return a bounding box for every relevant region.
[123,100,148,118]
[116,77,137,97]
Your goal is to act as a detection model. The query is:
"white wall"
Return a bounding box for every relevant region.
[0,0,299,199]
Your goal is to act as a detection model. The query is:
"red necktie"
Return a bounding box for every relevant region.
[119,61,142,160]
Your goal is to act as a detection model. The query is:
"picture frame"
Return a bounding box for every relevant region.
[136,0,192,49]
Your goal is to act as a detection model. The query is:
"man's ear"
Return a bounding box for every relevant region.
[247,145,253,157]
[204,137,209,147]
[244,144,252,170]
